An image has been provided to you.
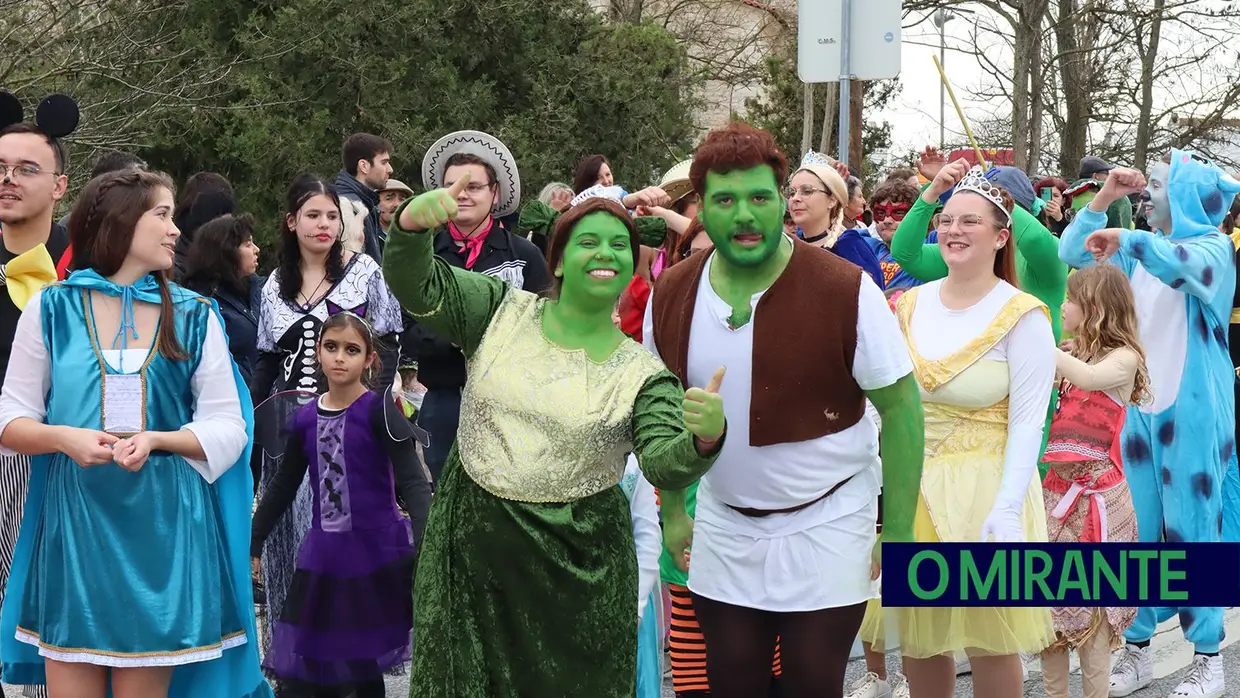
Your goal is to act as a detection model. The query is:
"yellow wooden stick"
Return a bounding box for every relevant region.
[932,55,988,169]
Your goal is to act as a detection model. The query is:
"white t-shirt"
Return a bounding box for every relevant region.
[642,245,912,610]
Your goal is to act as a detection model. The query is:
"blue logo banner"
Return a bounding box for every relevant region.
[881,543,1240,607]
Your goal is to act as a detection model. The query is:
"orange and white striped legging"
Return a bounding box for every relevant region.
[666,583,781,695]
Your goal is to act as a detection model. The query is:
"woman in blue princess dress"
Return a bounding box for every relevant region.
[0,169,268,698]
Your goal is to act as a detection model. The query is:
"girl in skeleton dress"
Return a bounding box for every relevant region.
[250,174,403,658]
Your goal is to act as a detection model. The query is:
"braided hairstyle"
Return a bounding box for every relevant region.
[68,169,188,360]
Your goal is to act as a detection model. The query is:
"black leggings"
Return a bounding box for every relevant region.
[691,594,865,698]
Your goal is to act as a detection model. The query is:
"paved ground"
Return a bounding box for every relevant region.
[828,609,1240,698]
[7,611,1238,696]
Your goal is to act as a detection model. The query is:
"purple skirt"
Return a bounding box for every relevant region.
[264,517,415,687]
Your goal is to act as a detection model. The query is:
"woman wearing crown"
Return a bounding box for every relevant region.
[786,152,885,289]
[888,160,1056,697]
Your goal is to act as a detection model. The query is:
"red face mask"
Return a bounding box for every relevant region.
[872,202,911,222]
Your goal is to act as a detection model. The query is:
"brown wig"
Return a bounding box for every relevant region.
[1066,265,1152,405]
[689,123,789,198]
[572,154,610,194]
[68,169,187,360]
[544,197,640,296]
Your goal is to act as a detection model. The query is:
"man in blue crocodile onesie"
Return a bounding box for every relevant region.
[1059,151,1240,698]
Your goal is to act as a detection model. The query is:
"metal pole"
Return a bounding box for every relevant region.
[939,23,946,148]
[837,0,852,165]
[802,83,814,158]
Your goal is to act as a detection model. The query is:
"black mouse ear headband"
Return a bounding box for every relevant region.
[0,91,80,138]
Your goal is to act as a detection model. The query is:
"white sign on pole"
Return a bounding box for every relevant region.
[798,0,902,83]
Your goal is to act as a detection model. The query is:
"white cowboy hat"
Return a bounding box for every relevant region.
[422,130,521,217]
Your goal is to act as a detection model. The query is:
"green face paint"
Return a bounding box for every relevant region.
[700,166,786,268]
[557,211,635,310]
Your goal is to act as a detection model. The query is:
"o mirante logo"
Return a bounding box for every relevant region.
[882,543,1240,608]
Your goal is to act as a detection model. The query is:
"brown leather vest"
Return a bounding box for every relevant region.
[651,239,865,447]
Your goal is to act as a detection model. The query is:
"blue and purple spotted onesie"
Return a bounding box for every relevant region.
[1059,150,1240,653]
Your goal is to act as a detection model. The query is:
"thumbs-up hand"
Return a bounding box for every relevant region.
[683,367,726,445]
[401,172,473,231]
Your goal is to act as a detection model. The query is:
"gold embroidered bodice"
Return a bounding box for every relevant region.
[896,287,1051,542]
[457,290,666,503]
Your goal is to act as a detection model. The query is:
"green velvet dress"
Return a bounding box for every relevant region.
[382,214,718,698]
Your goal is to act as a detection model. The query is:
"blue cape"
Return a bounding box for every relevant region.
[0,271,271,697]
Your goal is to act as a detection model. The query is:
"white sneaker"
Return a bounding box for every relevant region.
[890,672,910,698]
[955,654,972,675]
[1170,654,1224,698]
[844,671,892,698]
[1109,643,1154,697]
[1020,652,1031,682]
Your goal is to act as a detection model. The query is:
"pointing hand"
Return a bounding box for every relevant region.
[401,172,473,231]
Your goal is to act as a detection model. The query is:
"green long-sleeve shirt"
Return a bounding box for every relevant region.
[889,195,1069,342]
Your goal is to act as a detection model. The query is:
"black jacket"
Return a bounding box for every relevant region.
[209,275,263,384]
[333,171,384,263]
[405,221,552,390]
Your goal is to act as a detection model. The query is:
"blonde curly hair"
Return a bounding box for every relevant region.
[1066,264,1152,405]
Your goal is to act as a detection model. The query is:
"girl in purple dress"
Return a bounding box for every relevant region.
[251,312,430,697]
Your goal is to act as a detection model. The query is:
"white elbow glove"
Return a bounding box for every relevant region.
[980,424,1042,543]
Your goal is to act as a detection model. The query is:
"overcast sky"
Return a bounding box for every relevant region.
[879,9,991,160]
[873,2,1240,169]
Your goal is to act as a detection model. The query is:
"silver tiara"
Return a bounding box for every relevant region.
[955,166,1012,226]
[570,184,626,208]
[801,150,835,168]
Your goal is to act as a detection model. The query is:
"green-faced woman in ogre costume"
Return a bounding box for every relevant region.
[383,174,727,698]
